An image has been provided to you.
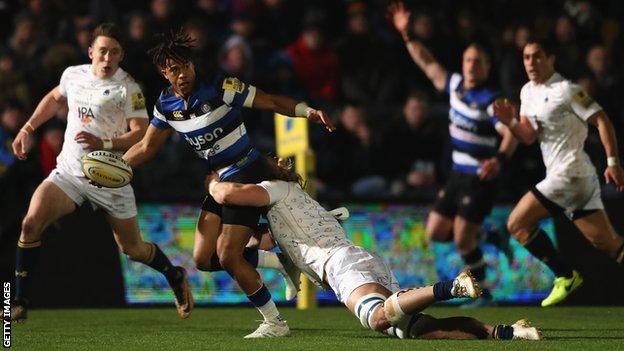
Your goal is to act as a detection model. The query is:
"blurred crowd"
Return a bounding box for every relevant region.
[1,0,624,204]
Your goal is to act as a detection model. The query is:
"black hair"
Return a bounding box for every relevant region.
[148,29,195,69]
[525,40,555,57]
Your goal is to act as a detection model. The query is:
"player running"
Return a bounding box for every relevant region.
[122,30,333,338]
[204,158,542,340]
[9,23,193,321]
[493,41,624,306]
[389,2,517,302]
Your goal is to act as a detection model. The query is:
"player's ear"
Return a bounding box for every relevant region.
[88,46,93,60]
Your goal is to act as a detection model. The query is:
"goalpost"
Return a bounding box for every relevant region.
[274,113,317,309]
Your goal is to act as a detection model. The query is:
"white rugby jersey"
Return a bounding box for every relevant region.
[520,73,602,177]
[57,64,148,176]
[259,180,353,287]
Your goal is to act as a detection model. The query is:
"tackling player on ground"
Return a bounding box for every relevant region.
[122,30,334,338]
[9,23,193,321]
[389,2,517,304]
[494,41,624,306]
[205,158,542,340]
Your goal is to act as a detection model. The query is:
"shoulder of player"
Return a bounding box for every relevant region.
[62,64,90,77]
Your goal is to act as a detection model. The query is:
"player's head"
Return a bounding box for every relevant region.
[88,23,124,79]
[523,41,556,83]
[462,43,490,88]
[265,156,304,187]
[148,30,196,96]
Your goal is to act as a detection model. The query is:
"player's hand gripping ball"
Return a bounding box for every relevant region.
[81,150,133,188]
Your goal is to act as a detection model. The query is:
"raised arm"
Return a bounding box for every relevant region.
[252,89,335,132]
[389,2,448,91]
[12,86,66,160]
[123,124,172,168]
[206,173,270,206]
[492,99,538,145]
[587,111,624,191]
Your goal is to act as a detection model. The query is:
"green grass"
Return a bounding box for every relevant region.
[9,306,624,350]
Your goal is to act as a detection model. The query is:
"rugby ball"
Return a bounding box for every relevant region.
[81,150,133,188]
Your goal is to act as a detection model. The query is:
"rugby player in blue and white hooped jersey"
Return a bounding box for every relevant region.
[122,31,334,338]
[8,24,193,322]
[390,2,517,302]
[494,41,624,307]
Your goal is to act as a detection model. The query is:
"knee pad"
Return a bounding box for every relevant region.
[383,290,408,326]
[354,293,386,329]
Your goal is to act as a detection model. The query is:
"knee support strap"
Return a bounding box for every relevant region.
[354,293,386,329]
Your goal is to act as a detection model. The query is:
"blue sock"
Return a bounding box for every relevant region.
[492,325,514,339]
[247,284,272,307]
[433,280,455,301]
[15,240,42,303]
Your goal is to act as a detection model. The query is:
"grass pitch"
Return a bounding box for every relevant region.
[10,306,624,350]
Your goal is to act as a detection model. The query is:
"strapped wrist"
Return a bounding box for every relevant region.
[295,102,314,118]
[102,138,113,150]
[507,118,518,128]
[607,156,619,167]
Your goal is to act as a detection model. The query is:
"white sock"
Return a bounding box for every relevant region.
[258,250,283,270]
[257,300,283,322]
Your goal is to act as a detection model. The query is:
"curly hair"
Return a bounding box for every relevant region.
[147,29,195,69]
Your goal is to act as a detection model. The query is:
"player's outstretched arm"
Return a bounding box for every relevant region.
[123,124,171,168]
[206,173,270,207]
[388,2,447,91]
[492,99,537,145]
[12,86,66,160]
[252,89,335,132]
[588,111,624,191]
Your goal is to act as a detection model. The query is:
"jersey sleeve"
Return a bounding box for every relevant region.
[58,67,71,97]
[150,102,171,129]
[566,83,602,121]
[219,76,257,108]
[258,180,289,205]
[444,72,463,94]
[486,103,502,129]
[124,82,149,119]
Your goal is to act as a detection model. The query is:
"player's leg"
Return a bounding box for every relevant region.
[454,175,497,296]
[106,214,193,319]
[508,190,580,306]
[12,180,77,321]
[426,211,454,241]
[453,216,488,302]
[573,210,624,264]
[194,200,286,273]
[217,223,289,338]
[426,174,459,242]
[346,279,539,340]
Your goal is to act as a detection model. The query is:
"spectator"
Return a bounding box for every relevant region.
[382,92,446,198]
[284,11,339,104]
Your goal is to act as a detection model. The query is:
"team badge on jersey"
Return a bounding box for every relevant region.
[131,92,146,111]
[201,103,211,113]
[572,90,594,108]
[172,110,184,120]
[222,77,245,93]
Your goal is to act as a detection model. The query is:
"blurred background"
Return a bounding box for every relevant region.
[0,0,623,307]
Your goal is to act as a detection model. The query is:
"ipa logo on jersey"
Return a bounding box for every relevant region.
[78,106,95,124]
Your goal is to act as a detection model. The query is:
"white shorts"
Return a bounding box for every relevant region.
[45,167,137,219]
[325,245,399,303]
[535,173,603,217]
